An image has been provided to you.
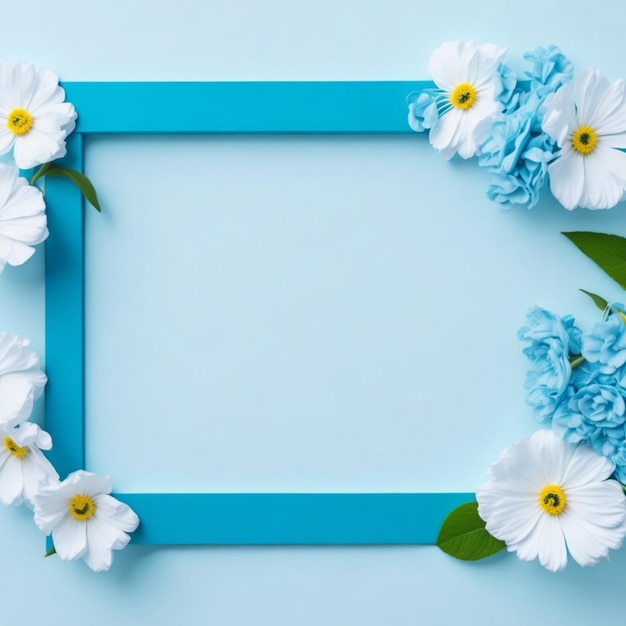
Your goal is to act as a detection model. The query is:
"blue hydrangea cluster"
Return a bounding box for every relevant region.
[520,304,626,482]
[478,45,574,208]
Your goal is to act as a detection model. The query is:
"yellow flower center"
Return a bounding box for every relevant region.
[68,494,97,521]
[538,484,567,516]
[571,125,597,155]
[449,83,478,110]
[4,436,28,458]
[6,108,34,136]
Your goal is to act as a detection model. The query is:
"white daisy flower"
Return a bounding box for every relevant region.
[476,429,626,572]
[33,470,140,572]
[0,61,77,169]
[426,40,508,159]
[0,164,47,272]
[0,421,58,507]
[0,333,46,427]
[541,68,626,210]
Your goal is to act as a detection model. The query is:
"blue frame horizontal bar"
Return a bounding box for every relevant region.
[62,81,431,134]
[123,493,473,545]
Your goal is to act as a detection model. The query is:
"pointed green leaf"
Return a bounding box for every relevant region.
[580,289,609,311]
[44,546,56,558]
[37,165,101,212]
[436,501,505,561]
[563,231,626,290]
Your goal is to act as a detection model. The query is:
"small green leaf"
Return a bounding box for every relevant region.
[44,546,56,558]
[31,164,101,212]
[436,501,505,561]
[563,231,626,290]
[579,289,609,311]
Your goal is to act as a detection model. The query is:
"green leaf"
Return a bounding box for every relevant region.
[31,164,101,212]
[436,501,505,561]
[579,289,609,311]
[44,546,56,558]
[563,231,626,290]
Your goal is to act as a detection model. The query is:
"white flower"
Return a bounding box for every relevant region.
[0,165,47,272]
[0,333,46,427]
[33,470,139,572]
[426,41,507,159]
[476,429,626,572]
[0,421,58,507]
[541,68,626,210]
[0,61,77,169]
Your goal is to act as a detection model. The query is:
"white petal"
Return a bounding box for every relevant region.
[83,521,116,572]
[574,68,611,126]
[0,457,24,505]
[429,41,468,90]
[53,515,88,561]
[0,375,35,426]
[560,486,626,567]
[578,144,626,209]
[531,429,575,484]
[94,494,140,533]
[536,515,568,572]
[548,148,585,210]
[561,441,615,488]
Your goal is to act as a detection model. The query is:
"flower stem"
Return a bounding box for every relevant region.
[569,355,585,370]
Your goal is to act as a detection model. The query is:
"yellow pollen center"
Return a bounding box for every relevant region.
[571,125,598,155]
[68,494,96,521]
[538,484,567,516]
[450,83,478,110]
[6,108,33,136]
[4,436,28,458]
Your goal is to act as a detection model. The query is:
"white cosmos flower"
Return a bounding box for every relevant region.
[476,429,626,572]
[0,61,77,169]
[0,164,47,272]
[0,421,58,507]
[426,41,508,159]
[0,333,46,427]
[541,68,626,210]
[33,470,140,572]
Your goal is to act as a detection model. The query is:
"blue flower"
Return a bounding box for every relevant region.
[519,307,582,422]
[407,91,439,133]
[582,308,626,374]
[523,44,574,98]
[519,306,581,350]
[477,45,574,209]
[567,383,626,429]
[495,61,522,113]
[480,100,557,208]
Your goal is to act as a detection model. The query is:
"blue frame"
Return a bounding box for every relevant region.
[45,81,472,545]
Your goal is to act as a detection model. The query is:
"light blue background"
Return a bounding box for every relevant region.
[3,1,626,624]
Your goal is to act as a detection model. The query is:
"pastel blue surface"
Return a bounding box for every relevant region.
[6,2,626,625]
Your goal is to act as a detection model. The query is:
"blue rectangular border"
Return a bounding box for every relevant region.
[45,81,473,545]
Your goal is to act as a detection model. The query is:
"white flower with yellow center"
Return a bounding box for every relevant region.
[0,61,77,169]
[33,470,140,572]
[0,421,58,507]
[0,165,47,272]
[426,41,508,159]
[476,429,626,572]
[541,68,626,209]
[0,333,46,427]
